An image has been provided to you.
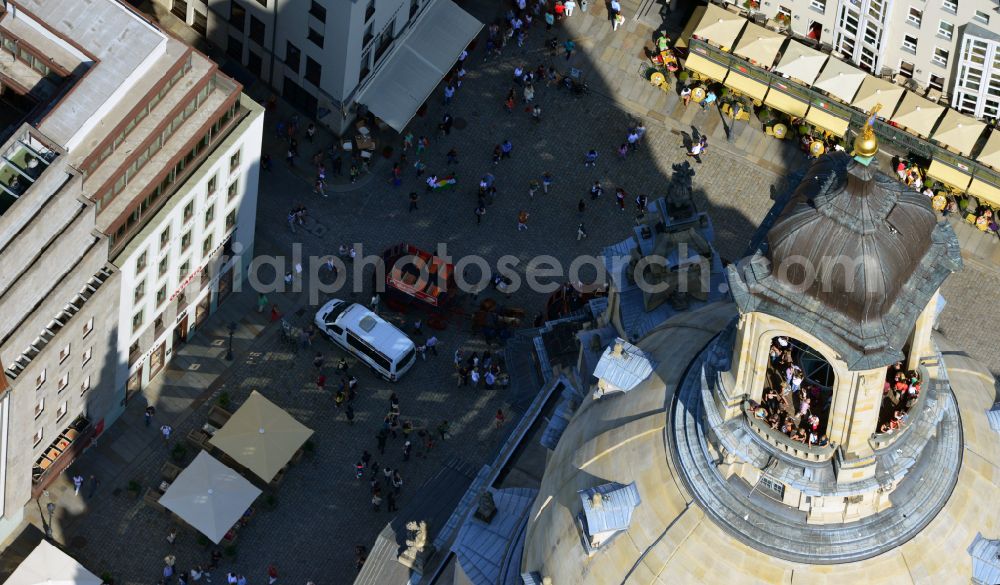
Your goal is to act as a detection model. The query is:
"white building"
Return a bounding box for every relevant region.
[730,0,1000,120]
[161,0,481,133]
[0,0,262,544]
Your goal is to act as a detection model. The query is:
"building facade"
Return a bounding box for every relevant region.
[0,0,262,544]
[729,0,999,120]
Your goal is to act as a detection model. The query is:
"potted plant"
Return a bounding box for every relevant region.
[127,480,141,498]
[218,392,231,409]
[171,443,188,464]
[677,71,690,85]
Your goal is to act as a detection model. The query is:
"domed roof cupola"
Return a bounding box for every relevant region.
[728,152,962,370]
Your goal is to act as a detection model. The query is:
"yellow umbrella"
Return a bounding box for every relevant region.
[851,76,904,113]
[774,41,828,85]
[977,130,1000,171]
[813,58,865,103]
[209,390,315,482]
[932,109,986,156]
[889,91,945,138]
[733,23,786,67]
[677,3,746,50]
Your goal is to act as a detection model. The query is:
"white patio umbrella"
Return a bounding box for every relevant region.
[813,58,865,103]
[889,91,945,138]
[159,451,262,543]
[733,23,786,67]
[3,540,102,585]
[932,109,986,156]
[208,390,314,482]
[774,41,828,85]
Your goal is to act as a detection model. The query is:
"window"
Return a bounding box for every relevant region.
[359,50,372,83]
[929,74,945,91]
[363,24,374,47]
[160,226,171,249]
[906,6,921,26]
[227,36,243,61]
[226,210,237,230]
[57,401,68,421]
[35,398,44,419]
[347,331,392,371]
[205,203,216,228]
[365,0,376,21]
[154,316,165,337]
[933,47,949,67]
[134,280,146,304]
[157,286,167,307]
[410,0,419,18]
[203,235,214,256]
[181,230,192,252]
[374,22,394,63]
[228,180,239,202]
[59,344,71,363]
[899,60,914,78]
[132,310,144,334]
[57,373,69,392]
[308,28,325,48]
[254,0,266,5]
[82,347,93,365]
[810,0,825,11]
[942,0,956,12]
[208,175,218,194]
[229,0,246,28]
[81,376,91,395]
[230,150,241,172]
[305,57,322,86]
[310,0,326,21]
[179,259,191,277]
[159,256,169,278]
[972,10,989,25]
[285,41,301,72]
[136,251,148,272]
[938,20,953,40]
[83,317,94,337]
[183,201,194,222]
[33,429,43,447]
[249,15,265,45]
[902,35,918,53]
[36,369,46,389]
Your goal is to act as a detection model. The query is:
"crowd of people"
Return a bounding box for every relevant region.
[878,361,921,434]
[748,336,832,448]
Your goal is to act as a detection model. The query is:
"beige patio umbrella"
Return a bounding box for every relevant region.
[159,451,262,543]
[851,75,904,113]
[813,58,865,103]
[976,129,1000,170]
[677,3,746,50]
[932,109,986,156]
[3,541,101,585]
[889,91,945,138]
[208,390,314,482]
[733,23,786,67]
[774,41,828,85]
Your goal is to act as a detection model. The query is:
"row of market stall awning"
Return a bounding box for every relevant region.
[678,3,1000,205]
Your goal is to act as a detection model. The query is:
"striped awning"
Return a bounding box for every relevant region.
[685,52,728,82]
[724,70,768,100]
[805,105,850,137]
[968,177,1000,207]
[926,159,972,192]
[764,87,809,117]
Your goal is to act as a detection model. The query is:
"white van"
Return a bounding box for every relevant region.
[314,299,417,381]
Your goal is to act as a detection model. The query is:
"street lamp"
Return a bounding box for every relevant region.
[226,322,237,361]
[45,502,55,538]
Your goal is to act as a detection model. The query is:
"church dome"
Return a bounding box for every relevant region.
[728,153,962,370]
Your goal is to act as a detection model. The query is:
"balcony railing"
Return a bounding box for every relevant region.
[742,401,837,462]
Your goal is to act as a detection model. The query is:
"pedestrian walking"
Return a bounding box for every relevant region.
[386,491,397,512]
[577,223,588,240]
[687,139,704,163]
[495,409,506,429]
[563,39,575,60]
[615,188,626,210]
[447,148,459,165]
[443,84,455,105]
[528,179,540,199]
[267,565,278,585]
[376,429,388,454]
[564,0,576,15]
[403,440,412,461]
[501,139,513,159]
[408,191,419,212]
[475,204,487,225]
[345,404,355,424]
[426,336,438,355]
[584,149,598,167]
[531,104,542,123]
[313,352,324,370]
[613,12,624,30]
[316,374,326,392]
[492,145,502,165]
[72,475,83,495]
[517,210,530,231]
[371,493,382,511]
[144,405,156,427]
[636,193,648,214]
[413,159,426,177]
[160,424,173,443]
[437,420,451,440]
[306,123,315,142]
[542,171,554,193]
[167,528,178,544]
[617,143,628,159]
[523,84,535,103]
[87,474,99,499]
[627,129,640,151]
[590,180,603,199]
[578,198,586,213]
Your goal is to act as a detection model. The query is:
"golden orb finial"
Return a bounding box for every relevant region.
[853,103,882,159]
